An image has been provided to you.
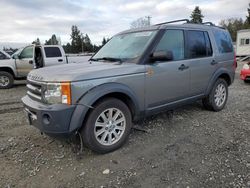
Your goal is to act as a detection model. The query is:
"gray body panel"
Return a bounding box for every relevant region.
[22,23,236,135]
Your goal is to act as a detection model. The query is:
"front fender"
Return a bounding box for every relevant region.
[69,83,141,132]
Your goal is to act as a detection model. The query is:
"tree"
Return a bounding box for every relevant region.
[246,3,250,25]
[219,18,246,42]
[45,34,59,45]
[70,25,82,53]
[84,34,93,52]
[190,6,204,24]
[130,16,151,29]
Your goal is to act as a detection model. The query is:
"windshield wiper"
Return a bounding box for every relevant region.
[90,57,123,62]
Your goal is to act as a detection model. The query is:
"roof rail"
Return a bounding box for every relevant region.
[154,19,190,26]
[202,22,215,26]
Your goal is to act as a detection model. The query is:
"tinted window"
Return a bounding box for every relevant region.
[186,30,207,58]
[44,47,62,58]
[213,30,233,53]
[20,46,33,59]
[0,52,7,60]
[246,39,250,45]
[155,30,184,61]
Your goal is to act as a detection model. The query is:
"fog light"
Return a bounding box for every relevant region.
[42,114,51,125]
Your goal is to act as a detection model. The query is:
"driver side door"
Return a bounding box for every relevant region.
[16,46,34,77]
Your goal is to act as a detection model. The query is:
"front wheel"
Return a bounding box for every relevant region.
[81,98,132,153]
[202,78,228,111]
[0,71,14,89]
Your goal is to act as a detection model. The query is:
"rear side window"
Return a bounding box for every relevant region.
[213,30,233,53]
[186,30,207,58]
[155,29,184,61]
[44,47,62,58]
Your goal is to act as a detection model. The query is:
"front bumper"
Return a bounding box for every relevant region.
[240,69,250,80]
[22,95,76,137]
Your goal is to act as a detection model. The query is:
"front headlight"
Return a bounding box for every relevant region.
[243,63,250,70]
[43,82,71,105]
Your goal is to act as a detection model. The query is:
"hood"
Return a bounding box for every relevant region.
[27,61,145,82]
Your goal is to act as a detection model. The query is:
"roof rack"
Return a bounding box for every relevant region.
[202,22,215,26]
[154,19,190,26]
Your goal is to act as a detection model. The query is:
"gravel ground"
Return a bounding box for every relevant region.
[0,62,249,188]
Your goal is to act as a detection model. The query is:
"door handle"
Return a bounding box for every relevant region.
[58,59,63,62]
[29,60,33,64]
[178,64,189,71]
[211,60,218,65]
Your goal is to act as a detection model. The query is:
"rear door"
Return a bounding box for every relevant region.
[43,46,66,66]
[185,30,216,96]
[16,45,34,77]
[145,29,190,111]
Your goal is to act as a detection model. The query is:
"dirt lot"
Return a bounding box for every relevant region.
[0,62,250,188]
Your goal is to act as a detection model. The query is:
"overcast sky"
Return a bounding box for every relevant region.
[0,0,249,48]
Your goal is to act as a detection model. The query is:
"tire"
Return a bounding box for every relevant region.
[202,78,228,112]
[81,98,132,154]
[0,71,14,89]
[244,80,250,84]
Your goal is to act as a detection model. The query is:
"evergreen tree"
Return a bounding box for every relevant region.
[246,3,250,25]
[190,6,204,24]
[70,25,82,53]
[45,34,59,45]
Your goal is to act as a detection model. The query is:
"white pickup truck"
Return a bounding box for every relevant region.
[0,45,91,88]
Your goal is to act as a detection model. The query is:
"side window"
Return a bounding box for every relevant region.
[240,39,245,45]
[213,30,233,53]
[0,52,7,60]
[44,47,62,58]
[20,46,33,59]
[246,39,250,45]
[186,30,207,58]
[155,30,184,61]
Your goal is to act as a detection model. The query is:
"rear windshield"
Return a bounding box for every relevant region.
[213,30,233,53]
[44,47,62,58]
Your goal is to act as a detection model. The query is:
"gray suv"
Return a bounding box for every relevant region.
[22,20,236,153]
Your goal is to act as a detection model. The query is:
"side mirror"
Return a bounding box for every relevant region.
[12,54,19,59]
[150,51,173,62]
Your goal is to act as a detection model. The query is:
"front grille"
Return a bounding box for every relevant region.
[26,80,43,102]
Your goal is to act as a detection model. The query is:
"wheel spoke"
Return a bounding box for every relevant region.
[95,122,106,127]
[114,117,125,125]
[113,110,120,121]
[101,131,108,143]
[96,128,106,136]
[108,109,113,120]
[115,126,125,131]
[100,112,108,122]
[108,133,112,144]
[112,131,119,139]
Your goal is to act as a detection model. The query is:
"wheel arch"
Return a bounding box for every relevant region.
[205,69,233,96]
[0,67,16,78]
[69,83,142,132]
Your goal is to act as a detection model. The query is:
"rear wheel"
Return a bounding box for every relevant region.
[81,98,132,153]
[202,78,228,111]
[0,71,14,89]
[244,80,250,83]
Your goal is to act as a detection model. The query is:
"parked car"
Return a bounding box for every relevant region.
[0,45,91,89]
[22,19,236,153]
[240,62,250,83]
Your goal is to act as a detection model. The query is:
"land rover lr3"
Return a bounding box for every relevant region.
[22,20,236,153]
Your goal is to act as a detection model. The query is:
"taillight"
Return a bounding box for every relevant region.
[233,52,237,69]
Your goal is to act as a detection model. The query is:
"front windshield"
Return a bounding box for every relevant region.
[11,48,23,58]
[92,31,157,61]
